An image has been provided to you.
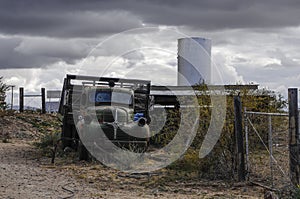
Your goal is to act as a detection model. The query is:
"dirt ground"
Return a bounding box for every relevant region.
[0,112,270,198]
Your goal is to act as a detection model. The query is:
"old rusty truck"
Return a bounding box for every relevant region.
[59,74,151,160]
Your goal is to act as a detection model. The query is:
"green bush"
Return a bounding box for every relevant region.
[34,131,61,156]
[0,76,8,110]
[292,185,300,199]
[29,114,62,156]
[152,85,287,179]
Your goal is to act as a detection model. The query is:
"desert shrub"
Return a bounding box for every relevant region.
[34,131,61,156]
[152,84,287,180]
[29,114,62,156]
[150,108,180,146]
[167,148,199,172]
[35,131,60,148]
[0,77,8,110]
[293,185,300,199]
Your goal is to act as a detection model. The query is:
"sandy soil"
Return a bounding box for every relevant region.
[0,141,97,198]
[0,113,267,198]
[1,140,239,199]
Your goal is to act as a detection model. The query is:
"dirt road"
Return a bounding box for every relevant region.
[0,111,200,199]
[0,113,265,198]
[0,141,100,198]
[0,140,215,198]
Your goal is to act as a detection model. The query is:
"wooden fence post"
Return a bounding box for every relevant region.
[41,88,46,114]
[288,88,299,185]
[19,87,24,112]
[234,96,246,181]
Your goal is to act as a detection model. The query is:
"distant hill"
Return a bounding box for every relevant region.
[10,101,60,113]
[46,101,59,112]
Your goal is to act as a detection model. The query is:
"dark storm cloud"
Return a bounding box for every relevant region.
[0,36,91,69]
[0,1,143,38]
[1,0,300,70]
[0,0,300,38]
[0,37,46,69]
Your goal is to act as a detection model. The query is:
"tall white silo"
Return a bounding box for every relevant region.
[177,37,211,86]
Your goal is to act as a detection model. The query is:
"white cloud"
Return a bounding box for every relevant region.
[2,25,300,106]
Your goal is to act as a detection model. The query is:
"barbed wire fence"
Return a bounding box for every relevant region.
[244,109,297,192]
[24,96,43,111]
[19,87,46,113]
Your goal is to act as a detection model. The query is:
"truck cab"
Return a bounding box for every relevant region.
[59,75,151,160]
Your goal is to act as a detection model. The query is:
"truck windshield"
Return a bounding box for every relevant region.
[89,91,133,105]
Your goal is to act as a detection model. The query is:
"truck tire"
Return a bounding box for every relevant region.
[61,122,73,148]
[78,140,89,161]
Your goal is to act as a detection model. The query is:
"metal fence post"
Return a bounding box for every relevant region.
[244,107,249,179]
[41,88,46,114]
[19,87,24,112]
[268,115,274,187]
[288,88,299,186]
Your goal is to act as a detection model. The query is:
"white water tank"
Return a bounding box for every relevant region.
[177,37,211,86]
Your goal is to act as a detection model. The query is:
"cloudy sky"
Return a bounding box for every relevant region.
[0,0,300,106]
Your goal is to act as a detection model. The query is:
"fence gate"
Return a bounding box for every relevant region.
[244,109,292,190]
[19,87,46,113]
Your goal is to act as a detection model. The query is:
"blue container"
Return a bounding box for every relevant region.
[133,113,144,121]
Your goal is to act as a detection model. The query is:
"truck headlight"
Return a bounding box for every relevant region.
[138,117,147,127]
